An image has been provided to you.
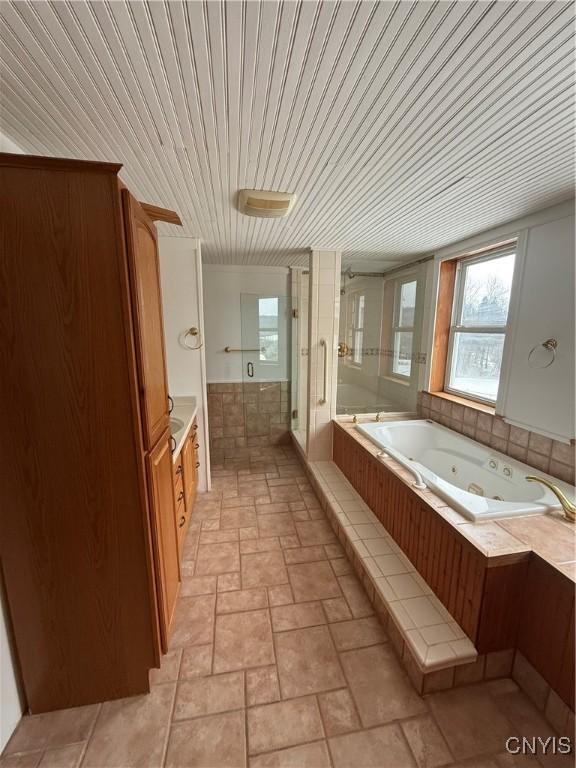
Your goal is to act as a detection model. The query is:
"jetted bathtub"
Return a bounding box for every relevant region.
[357,419,575,521]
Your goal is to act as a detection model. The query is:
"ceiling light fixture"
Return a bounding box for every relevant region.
[238,189,296,218]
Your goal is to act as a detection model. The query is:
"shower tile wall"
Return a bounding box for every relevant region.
[208,382,291,464]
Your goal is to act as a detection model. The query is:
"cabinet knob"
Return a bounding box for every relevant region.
[195,462,200,468]
[176,464,183,475]
[179,516,186,528]
[194,443,199,450]
[177,490,184,501]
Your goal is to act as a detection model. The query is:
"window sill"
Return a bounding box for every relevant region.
[425,390,495,415]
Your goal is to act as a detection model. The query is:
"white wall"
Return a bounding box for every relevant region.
[500,213,575,441]
[202,265,291,383]
[158,237,210,491]
[0,131,25,750]
[426,200,575,442]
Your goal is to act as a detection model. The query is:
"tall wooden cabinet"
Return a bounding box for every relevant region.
[0,153,182,713]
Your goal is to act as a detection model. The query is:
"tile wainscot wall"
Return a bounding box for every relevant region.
[208,382,291,464]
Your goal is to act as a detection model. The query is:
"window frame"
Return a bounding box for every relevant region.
[389,277,417,380]
[258,296,280,364]
[349,292,365,367]
[444,247,516,405]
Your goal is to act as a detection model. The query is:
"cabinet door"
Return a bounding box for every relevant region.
[147,431,180,650]
[123,190,169,449]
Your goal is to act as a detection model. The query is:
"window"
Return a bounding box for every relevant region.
[351,293,365,365]
[258,297,279,362]
[445,249,515,403]
[391,279,417,378]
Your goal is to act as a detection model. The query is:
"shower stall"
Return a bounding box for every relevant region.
[336,264,428,416]
[288,255,429,460]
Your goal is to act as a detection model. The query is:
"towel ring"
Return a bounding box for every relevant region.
[527,338,557,369]
[182,327,204,350]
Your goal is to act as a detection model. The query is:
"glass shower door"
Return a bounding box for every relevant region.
[240,293,291,448]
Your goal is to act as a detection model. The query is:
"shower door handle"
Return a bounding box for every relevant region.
[247,361,254,378]
[319,339,327,405]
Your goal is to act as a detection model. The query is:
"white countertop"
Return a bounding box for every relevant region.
[170,396,198,462]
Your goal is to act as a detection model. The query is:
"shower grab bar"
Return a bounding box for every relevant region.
[224,346,264,353]
[319,338,327,405]
[377,450,426,490]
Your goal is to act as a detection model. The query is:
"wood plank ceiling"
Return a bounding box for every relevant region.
[1,1,574,267]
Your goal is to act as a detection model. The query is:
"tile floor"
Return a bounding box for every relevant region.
[1,445,571,768]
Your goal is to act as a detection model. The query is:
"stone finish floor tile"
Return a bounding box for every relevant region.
[246,666,281,706]
[165,711,246,768]
[322,597,353,622]
[341,644,427,726]
[249,741,331,768]
[317,688,361,736]
[4,706,99,756]
[275,625,346,698]
[287,561,342,602]
[4,453,560,768]
[270,601,325,632]
[217,587,268,614]
[329,723,417,768]
[329,616,387,651]
[82,683,175,767]
[214,609,275,672]
[427,684,512,760]
[400,714,453,768]
[149,648,182,685]
[337,574,374,617]
[173,671,244,720]
[179,644,213,679]
[257,513,297,538]
[247,696,324,754]
[242,551,289,588]
[169,594,216,648]
[267,584,294,606]
[38,743,85,768]
[195,542,240,575]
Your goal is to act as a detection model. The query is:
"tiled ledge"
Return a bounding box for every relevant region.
[304,458,478,678]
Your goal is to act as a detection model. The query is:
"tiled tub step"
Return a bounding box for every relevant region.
[304,459,479,690]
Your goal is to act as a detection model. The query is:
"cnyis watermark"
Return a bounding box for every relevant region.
[506,736,572,756]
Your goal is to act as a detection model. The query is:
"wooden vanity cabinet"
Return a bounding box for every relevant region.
[183,422,199,511]
[174,421,199,556]
[0,153,181,712]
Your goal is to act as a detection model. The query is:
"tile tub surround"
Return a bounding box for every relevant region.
[298,451,576,732]
[310,423,574,705]
[419,390,576,485]
[2,446,573,767]
[207,382,291,464]
[336,417,576,580]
